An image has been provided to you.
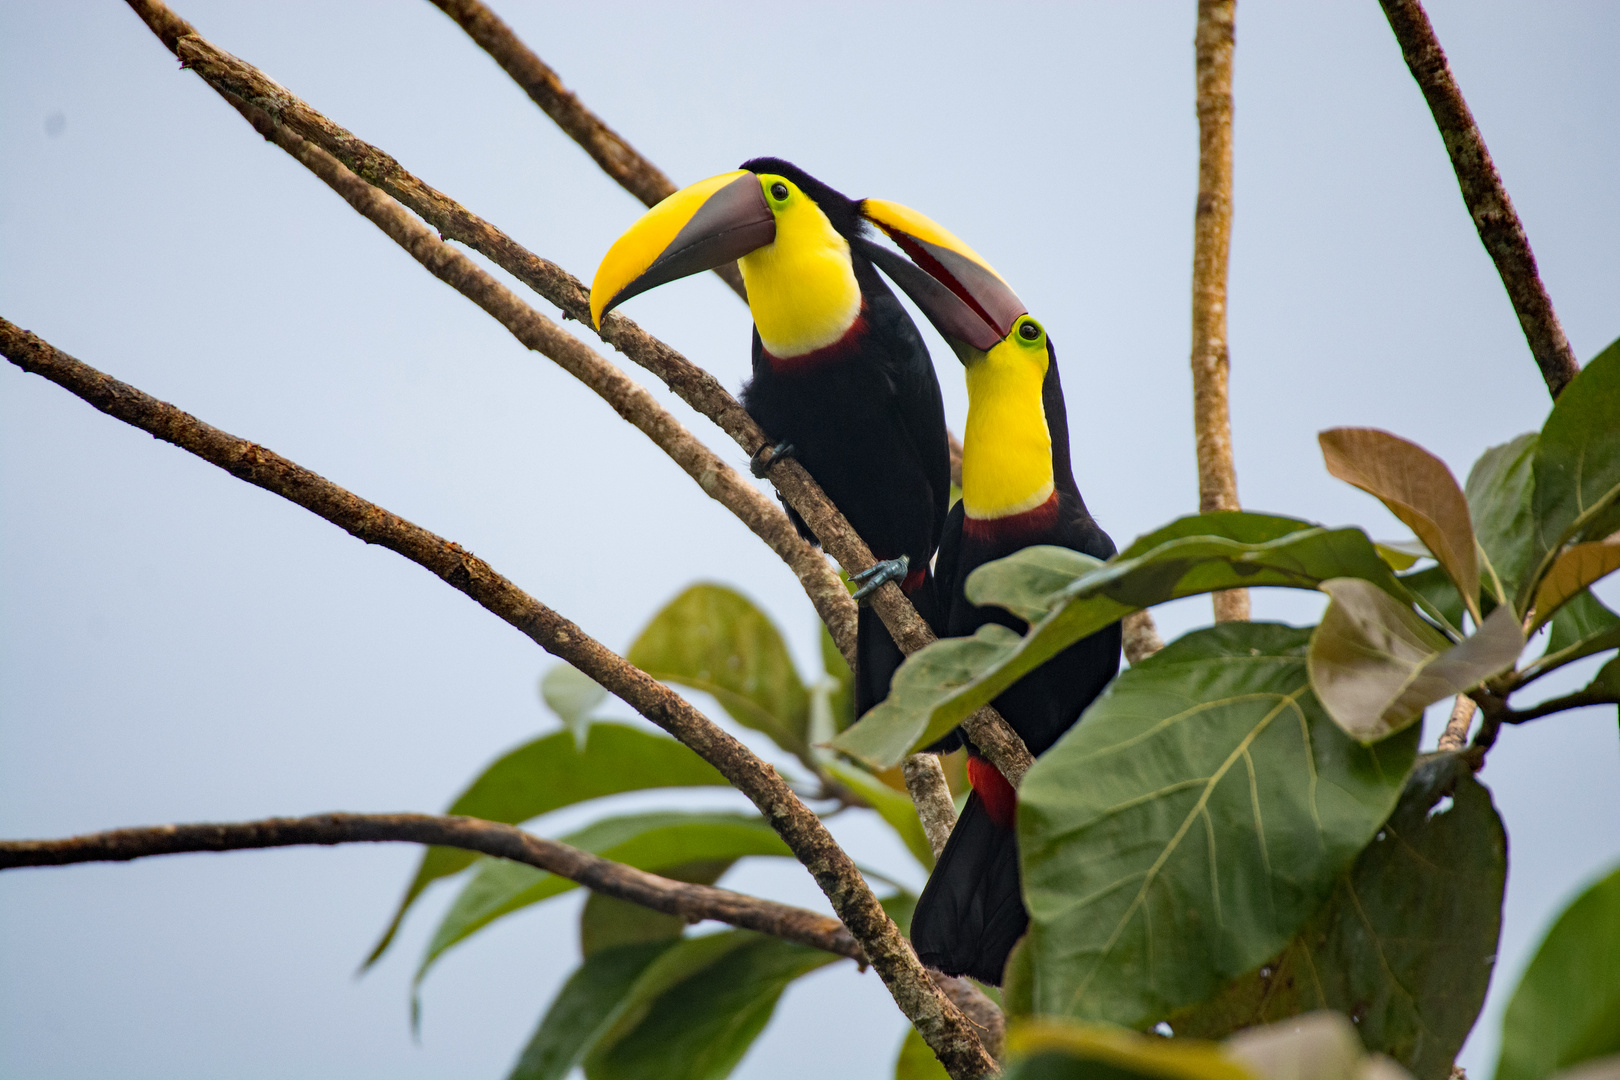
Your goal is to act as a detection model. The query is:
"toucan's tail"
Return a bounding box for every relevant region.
[853,569,938,717]
[910,789,1027,986]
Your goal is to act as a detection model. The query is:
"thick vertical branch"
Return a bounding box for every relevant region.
[903,754,957,859]
[1378,0,1581,400]
[0,320,997,1080]
[423,0,747,300]
[1191,0,1248,624]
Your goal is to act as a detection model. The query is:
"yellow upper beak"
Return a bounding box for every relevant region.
[590,171,775,328]
[859,198,1027,350]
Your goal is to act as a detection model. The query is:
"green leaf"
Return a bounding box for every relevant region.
[1375,540,1429,573]
[965,544,1106,624]
[1224,1012,1398,1080]
[579,860,733,957]
[1496,861,1620,1080]
[1466,433,1539,606]
[418,813,790,986]
[508,941,674,1080]
[1308,579,1525,743]
[584,931,839,1080]
[895,1027,951,1080]
[822,759,935,868]
[1531,540,1620,631]
[1017,622,1419,1029]
[1169,753,1506,1080]
[1002,1019,1257,1080]
[1532,339,1620,573]
[832,514,1405,770]
[364,724,729,968]
[541,662,608,749]
[627,583,812,760]
[821,622,856,732]
[1547,591,1620,656]
[1320,428,1481,618]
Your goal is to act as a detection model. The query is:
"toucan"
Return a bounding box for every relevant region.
[590,160,951,716]
[853,200,1123,986]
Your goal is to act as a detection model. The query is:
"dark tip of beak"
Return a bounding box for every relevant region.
[601,174,774,320]
[854,237,1001,354]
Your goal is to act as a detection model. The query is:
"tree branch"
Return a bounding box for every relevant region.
[1436,694,1477,751]
[423,0,747,301]
[0,812,861,958]
[0,319,995,1079]
[903,754,957,860]
[122,0,1034,787]
[1378,0,1581,400]
[1192,0,1248,624]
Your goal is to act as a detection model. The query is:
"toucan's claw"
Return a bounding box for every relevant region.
[851,555,910,602]
[750,441,796,478]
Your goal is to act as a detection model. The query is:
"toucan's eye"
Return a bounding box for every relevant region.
[1019,320,1042,341]
[770,182,790,201]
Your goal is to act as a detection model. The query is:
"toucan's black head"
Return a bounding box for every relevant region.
[739,157,865,240]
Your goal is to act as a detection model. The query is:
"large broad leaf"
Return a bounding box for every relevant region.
[1547,591,1620,656]
[418,812,790,985]
[1001,1020,1255,1080]
[627,583,812,761]
[1018,623,1419,1029]
[823,760,935,868]
[584,931,839,1080]
[365,724,729,966]
[895,1027,951,1080]
[1495,862,1620,1080]
[508,941,674,1080]
[1320,428,1481,617]
[832,514,1405,770]
[1531,338,1620,570]
[1397,565,1468,637]
[579,861,733,958]
[1308,579,1525,743]
[1467,434,1539,607]
[1168,753,1506,1080]
[1531,539,1620,631]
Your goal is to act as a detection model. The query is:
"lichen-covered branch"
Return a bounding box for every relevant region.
[123,0,1033,787]
[903,754,957,859]
[0,813,860,958]
[424,0,747,300]
[1191,0,1249,624]
[0,318,996,1079]
[1378,0,1581,400]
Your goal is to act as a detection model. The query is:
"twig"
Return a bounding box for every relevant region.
[1378,0,1581,400]
[423,0,746,300]
[0,813,860,958]
[1192,0,1248,624]
[0,319,995,1080]
[1499,685,1620,725]
[903,754,957,860]
[1437,694,1476,751]
[122,0,1034,788]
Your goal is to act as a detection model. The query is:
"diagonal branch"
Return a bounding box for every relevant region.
[1191,0,1249,625]
[123,0,1033,785]
[1378,0,1581,399]
[424,0,747,301]
[0,319,996,1080]
[0,813,861,959]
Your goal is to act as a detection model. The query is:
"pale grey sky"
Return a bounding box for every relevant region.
[2,2,1617,1078]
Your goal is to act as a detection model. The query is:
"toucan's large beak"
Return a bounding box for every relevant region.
[590,171,774,327]
[858,199,1027,355]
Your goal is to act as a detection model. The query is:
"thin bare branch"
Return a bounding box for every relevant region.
[122,0,1033,787]
[424,0,747,300]
[930,971,1006,1061]
[0,812,861,959]
[1121,610,1166,665]
[1192,0,1249,624]
[1378,0,1581,399]
[1437,694,1477,751]
[0,318,995,1080]
[903,754,957,860]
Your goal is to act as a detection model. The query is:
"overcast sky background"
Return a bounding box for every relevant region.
[2,2,1617,1078]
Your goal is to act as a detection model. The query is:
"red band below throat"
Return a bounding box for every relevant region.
[966,754,1017,829]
